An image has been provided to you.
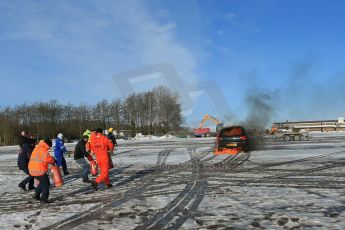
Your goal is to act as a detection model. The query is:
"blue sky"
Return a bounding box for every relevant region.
[1,0,345,127]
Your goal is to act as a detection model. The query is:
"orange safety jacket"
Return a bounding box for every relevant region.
[29,141,55,176]
[90,133,114,157]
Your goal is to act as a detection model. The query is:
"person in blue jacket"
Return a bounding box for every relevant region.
[53,133,70,175]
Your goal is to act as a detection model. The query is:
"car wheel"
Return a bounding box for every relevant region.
[294,135,301,141]
[284,135,291,141]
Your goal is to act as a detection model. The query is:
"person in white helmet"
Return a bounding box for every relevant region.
[53,133,70,175]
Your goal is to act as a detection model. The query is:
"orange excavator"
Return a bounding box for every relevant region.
[194,114,223,137]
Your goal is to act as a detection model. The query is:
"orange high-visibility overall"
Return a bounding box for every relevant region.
[29,141,55,176]
[90,133,114,185]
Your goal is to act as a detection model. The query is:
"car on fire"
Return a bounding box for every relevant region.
[214,126,251,154]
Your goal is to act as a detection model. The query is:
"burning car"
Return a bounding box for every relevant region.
[214,126,251,154]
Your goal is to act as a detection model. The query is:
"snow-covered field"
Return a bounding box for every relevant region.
[1,134,345,229]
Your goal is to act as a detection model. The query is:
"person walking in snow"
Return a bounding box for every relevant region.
[18,136,36,191]
[90,128,114,190]
[29,138,55,203]
[53,133,70,175]
[74,135,93,183]
[107,128,117,147]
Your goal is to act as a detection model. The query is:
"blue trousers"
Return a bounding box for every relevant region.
[56,156,68,175]
[34,174,50,201]
[75,158,90,181]
[19,167,34,189]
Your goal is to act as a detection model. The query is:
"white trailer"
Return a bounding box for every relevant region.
[274,129,310,141]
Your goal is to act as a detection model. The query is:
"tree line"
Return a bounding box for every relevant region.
[0,86,182,146]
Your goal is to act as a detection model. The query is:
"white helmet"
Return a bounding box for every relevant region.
[57,133,63,140]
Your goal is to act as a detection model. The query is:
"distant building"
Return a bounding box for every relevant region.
[272,117,345,132]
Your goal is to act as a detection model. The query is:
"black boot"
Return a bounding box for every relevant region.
[82,178,91,183]
[91,180,98,191]
[40,200,53,204]
[106,183,113,188]
[32,194,40,201]
[18,183,26,191]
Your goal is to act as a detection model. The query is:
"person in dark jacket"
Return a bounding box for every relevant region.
[74,135,92,183]
[107,128,117,146]
[19,131,30,149]
[18,137,36,191]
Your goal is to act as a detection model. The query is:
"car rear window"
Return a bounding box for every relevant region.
[220,127,244,137]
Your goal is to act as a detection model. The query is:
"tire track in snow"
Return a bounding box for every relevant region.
[41,148,175,230]
[135,150,251,229]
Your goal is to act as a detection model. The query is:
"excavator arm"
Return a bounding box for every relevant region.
[199,114,222,128]
[194,114,224,135]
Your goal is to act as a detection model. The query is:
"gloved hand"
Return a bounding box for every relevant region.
[64,151,71,158]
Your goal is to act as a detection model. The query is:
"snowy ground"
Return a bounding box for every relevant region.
[1,134,345,229]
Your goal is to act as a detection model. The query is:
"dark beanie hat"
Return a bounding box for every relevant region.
[96,128,103,133]
[44,138,52,147]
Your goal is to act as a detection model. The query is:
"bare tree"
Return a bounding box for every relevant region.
[0,86,182,145]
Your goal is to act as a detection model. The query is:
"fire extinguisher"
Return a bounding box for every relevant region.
[90,160,98,176]
[51,165,63,187]
[108,153,114,169]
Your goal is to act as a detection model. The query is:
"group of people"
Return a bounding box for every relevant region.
[17,128,117,203]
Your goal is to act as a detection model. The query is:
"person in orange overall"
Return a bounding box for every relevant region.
[28,138,55,203]
[90,128,114,190]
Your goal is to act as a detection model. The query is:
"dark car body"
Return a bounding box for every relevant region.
[215,126,250,154]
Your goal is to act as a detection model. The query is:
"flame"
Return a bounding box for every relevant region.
[214,147,241,155]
